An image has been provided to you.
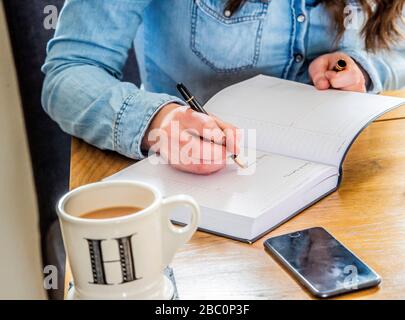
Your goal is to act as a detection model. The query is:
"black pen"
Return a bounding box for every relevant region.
[176,83,245,169]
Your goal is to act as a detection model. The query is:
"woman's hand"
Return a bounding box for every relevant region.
[142,103,240,175]
[309,52,368,93]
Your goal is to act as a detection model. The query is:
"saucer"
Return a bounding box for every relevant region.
[66,275,175,300]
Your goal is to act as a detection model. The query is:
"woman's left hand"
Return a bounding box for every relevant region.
[309,52,367,93]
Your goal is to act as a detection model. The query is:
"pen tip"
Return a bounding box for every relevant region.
[233,156,247,169]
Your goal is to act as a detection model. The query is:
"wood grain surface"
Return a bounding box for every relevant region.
[67,96,405,300]
[378,91,405,121]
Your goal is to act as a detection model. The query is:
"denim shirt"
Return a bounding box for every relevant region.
[42,0,405,160]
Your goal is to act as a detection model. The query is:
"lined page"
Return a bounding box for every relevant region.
[204,75,405,167]
[107,152,337,219]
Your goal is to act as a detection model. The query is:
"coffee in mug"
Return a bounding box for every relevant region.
[57,180,200,300]
[80,206,143,219]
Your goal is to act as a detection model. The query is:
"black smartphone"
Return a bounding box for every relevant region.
[264,227,381,298]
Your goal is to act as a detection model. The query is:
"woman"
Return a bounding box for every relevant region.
[42,0,405,174]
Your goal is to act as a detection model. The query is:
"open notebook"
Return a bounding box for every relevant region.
[107,75,405,243]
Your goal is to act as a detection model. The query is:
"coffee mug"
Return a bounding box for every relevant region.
[57,180,200,300]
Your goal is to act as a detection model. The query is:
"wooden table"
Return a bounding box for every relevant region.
[68,92,405,300]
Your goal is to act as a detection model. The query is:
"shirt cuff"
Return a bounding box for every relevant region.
[113,91,186,160]
[341,49,382,94]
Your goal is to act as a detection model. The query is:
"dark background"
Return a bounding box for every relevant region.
[3,0,141,299]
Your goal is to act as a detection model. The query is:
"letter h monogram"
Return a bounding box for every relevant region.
[85,234,141,285]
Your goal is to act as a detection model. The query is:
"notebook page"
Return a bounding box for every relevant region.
[204,75,405,167]
[106,151,337,219]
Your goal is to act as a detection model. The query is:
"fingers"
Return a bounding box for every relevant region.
[169,132,227,175]
[177,108,225,145]
[179,131,227,162]
[176,108,240,155]
[309,55,331,90]
[170,161,225,175]
[147,105,240,175]
[309,52,367,93]
[325,69,366,92]
[211,114,241,155]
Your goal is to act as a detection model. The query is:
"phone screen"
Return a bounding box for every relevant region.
[264,227,381,298]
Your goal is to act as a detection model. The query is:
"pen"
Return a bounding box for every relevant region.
[333,59,347,72]
[176,83,246,169]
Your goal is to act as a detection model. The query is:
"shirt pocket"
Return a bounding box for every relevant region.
[191,0,269,73]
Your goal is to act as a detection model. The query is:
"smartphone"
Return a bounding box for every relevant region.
[264,227,381,298]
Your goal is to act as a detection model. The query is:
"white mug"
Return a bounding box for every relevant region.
[57,180,200,300]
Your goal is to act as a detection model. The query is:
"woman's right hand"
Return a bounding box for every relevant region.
[142,103,240,175]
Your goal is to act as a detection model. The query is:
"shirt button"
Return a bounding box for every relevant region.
[295,54,304,63]
[297,14,306,23]
[224,10,232,17]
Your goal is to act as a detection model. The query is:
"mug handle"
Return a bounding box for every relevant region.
[161,195,200,267]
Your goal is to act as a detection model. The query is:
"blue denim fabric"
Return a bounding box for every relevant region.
[42,0,405,160]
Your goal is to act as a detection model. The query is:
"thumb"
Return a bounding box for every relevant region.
[325,69,358,89]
